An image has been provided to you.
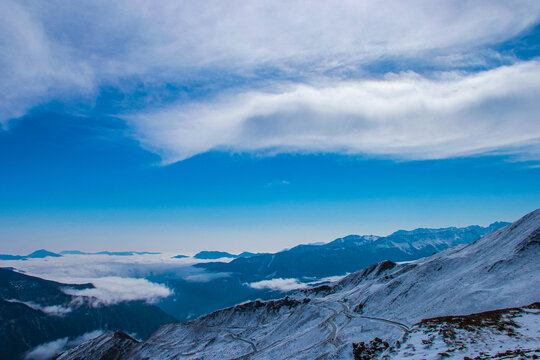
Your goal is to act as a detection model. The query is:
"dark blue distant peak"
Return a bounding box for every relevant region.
[193,251,238,259]
[0,255,26,260]
[26,249,62,258]
[193,251,267,259]
[0,249,61,260]
[488,221,512,230]
[237,252,268,258]
[172,254,188,259]
[59,250,160,256]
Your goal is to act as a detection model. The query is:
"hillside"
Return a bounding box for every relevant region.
[58,209,539,359]
[0,269,175,360]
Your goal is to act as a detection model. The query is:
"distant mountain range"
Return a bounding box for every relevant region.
[0,249,61,260]
[59,250,160,256]
[152,221,511,322]
[196,222,510,281]
[0,268,175,360]
[157,221,510,321]
[59,210,539,359]
[192,250,267,259]
[0,250,161,260]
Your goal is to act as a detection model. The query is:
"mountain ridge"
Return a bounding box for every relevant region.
[196,221,510,282]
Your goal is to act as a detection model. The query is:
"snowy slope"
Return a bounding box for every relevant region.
[56,332,139,360]
[361,303,540,359]
[58,209,540,360]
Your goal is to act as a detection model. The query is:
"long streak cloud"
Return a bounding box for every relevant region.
[129,62,540,162]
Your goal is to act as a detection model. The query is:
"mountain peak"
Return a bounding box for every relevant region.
[26,249,62,258]
[328,234,379,246]
[194,251,237,259]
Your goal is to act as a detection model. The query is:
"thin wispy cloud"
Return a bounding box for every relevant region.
[128,61,540,162]
[1,1,539,162]
[184,272,231,283]
[5,299,72,316]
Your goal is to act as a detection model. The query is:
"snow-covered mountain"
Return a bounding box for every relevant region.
[196,221,509,281]
[58,209,539,359]
[154,223,508,323]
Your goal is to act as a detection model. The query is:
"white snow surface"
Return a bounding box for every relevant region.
[59,209,540,359]
[383,304,540,359]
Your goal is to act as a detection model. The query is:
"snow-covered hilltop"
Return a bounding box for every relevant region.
[58,209,540,359]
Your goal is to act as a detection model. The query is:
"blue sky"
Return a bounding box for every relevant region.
[1,1,539,254]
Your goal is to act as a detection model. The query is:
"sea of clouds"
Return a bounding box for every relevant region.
[0,253,232,305]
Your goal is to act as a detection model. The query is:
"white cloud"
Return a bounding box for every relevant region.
[248,274,349,292]
[312,275,348,284]
[0,0,95,125]
[127,61,540,162]
[5,299,71,316]
[1,0,540,127]
[184,272,230,283]
[62,277,172,306]
[248,278,308,292]
[25,331,103,360]
[0,252,209,281]
[24,337,68,360]
[0,253,235,303]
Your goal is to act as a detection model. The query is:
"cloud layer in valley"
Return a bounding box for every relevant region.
[24,331,103,360]
[0,253,217,305]
[5,299,72,316]
[248,278,309,292]
[1,1,540,161]
[62,277,172,306]
[248,274,348,292]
